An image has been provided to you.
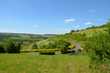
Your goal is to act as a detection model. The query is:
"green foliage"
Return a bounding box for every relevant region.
[108,26,110,34]
[58,40,71,53]
[84,32,110,61]
[4,39,21,53]
[32,43,38,49]
[37,38,71,50]
[0,54,90,73]
[66,21,110,73]
[0,43,5,53]
[37,39,55,49]
[68,44,75,49]
[39,51,55,55]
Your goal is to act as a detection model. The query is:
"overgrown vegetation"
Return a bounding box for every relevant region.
[0,43,5,53]
[0,39,22,53]
[0,54,90,73]
[74,22,110,73]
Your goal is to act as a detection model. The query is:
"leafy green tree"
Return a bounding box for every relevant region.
[4,39,21,53]
[37,38,70,50]
[0,43,5,53]
[32,43,38,49]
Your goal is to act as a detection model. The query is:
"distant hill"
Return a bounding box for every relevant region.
[0,32,57,41]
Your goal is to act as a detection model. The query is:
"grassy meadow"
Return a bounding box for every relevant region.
[0,54,90,73]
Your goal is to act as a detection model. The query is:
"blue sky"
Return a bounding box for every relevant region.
[0,0,110,34]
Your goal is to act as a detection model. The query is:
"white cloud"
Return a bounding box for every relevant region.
[64,18,76,24]
[85,22,93,25]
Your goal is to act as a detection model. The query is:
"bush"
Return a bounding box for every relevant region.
[0,44,5,53]
[37,40,54,49]
[37,39,71,50]
[4,39,21,53]
[85,32,110,61]
[39,51,55,55]
[36,49,56,55]
[32,43,38,49]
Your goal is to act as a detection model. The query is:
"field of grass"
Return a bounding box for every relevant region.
[0,53,90,73]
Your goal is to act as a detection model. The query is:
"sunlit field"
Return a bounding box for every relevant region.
[0,53,90,73]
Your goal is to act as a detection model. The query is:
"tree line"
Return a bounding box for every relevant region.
[0,39,22,53]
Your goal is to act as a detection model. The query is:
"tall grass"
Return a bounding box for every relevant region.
[0,54,90,73]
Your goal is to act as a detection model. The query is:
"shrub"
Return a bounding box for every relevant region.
[39,51,55,55]
[37,40,55,49]
[37,39,71,50]
[59,41,71,53]
[0,43,5,53]
[85,32,110,61]
[32,43,38,49]
[4,39,21,53]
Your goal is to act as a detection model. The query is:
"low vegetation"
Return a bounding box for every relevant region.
[0,54,90,73]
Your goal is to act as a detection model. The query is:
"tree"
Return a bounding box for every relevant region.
[32,43,38,49]
[0,43,5,53]
[55,40,70,53]
[4,39,21,53]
